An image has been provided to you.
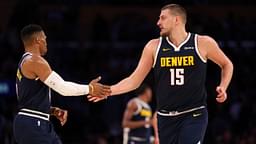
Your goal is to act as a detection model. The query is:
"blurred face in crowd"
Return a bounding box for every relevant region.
[144,87,152,103]
[157,9,184,37]
[35,31,47,56]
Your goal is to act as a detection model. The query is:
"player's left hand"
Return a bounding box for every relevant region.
[87,95,106,102]
[53,107,68,126]
[154,137,160,144]
[216,86,227,103]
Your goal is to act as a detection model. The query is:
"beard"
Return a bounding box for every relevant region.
[160,29,170,37]
[40,47,47,56]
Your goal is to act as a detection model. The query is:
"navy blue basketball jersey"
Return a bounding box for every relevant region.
[153,33,207,112]
[16,52,51,114]
[123,98,152,142]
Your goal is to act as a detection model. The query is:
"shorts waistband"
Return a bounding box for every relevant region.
[157,106,205,117]
[18,108,50,121]
[129,136,147,142]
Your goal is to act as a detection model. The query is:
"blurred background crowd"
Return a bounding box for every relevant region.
[0,0,256,144]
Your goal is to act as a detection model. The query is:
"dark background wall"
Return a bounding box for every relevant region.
[0,0,255,144]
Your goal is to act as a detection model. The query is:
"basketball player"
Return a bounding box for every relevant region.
[14,24,111,144]
[88,4,233,144]
[122,84,158,144]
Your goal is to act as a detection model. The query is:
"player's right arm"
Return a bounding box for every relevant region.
[122,100,151,129]
[22,55,111,97]
[88,39,159,102]
[110,39,159,96]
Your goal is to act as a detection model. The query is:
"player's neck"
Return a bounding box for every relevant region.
[168,28,188,47]
[25,46,41,56]
[138,96,148,103]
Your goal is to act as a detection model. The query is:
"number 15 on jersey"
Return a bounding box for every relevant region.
[170,68,184,86]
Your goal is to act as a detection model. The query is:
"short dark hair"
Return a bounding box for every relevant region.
[135,84,151,96]
[20,24,43,42]
[161,4,187,24]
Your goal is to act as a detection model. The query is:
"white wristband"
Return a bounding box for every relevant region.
[44,71,89,96]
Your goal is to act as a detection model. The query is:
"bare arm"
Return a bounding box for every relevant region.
[198,35,233,102]
[111,39,159,96]
[21,55,52,81]
[122,100,151,129]
[152,112,159,144]
[152,112,159,138]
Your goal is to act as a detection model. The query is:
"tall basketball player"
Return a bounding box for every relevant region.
[14,24,111,144]
[88,4,233,144]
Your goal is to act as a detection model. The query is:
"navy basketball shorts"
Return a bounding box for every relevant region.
[13,114,62,144]
[127,139,150,144]
[157,108,208,144]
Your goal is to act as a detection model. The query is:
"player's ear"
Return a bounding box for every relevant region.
[175,16,179,24]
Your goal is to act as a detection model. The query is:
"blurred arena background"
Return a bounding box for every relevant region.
[0,0,255,143]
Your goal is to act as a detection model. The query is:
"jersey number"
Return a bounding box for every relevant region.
[170,68,184,86]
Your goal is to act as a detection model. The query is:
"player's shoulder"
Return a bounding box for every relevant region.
[24,54,48,67]
[33,55,47,63]
[147,38,161,46]
[144,38,161,52]
[197,34,217,44]
[127,98,139,108]
[128,98,137,104]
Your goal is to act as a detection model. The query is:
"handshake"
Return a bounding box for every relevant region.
[87,76,111,102]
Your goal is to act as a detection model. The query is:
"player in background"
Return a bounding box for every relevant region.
[122,84,159,144]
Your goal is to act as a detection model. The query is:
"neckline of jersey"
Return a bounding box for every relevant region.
[166,32,191,51]
[23,52,33,56]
